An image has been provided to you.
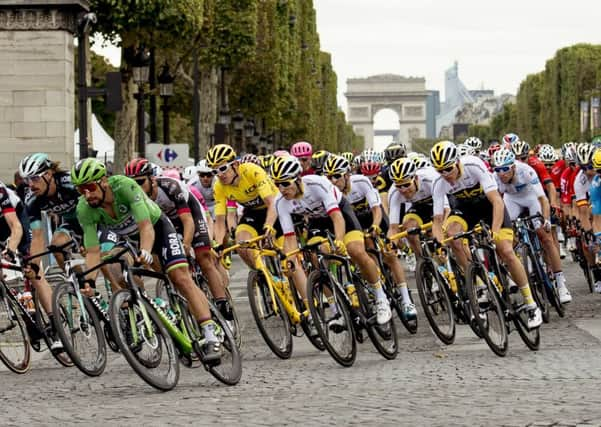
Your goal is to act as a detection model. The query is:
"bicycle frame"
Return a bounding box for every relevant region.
[222,234,310,325]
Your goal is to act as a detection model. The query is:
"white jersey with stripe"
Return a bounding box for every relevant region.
[432,155,497,216]
[494,162,545,198]
[275,174,342,235]
[345,174,380,214]
[388,167,443,224]
[574,169,592,203]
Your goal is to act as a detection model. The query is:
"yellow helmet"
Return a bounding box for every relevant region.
[270,156,302,181]
[206,144,236,168]
[323,155,350,176]
[389,158,417,183]
[430,140,458,170]
[592,148,601,169]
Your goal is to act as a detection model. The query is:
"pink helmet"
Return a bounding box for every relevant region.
[290,141,313,158]
[161,167,181,180]
[273,150,289,158]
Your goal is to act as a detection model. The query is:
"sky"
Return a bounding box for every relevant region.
[92,1,601,148]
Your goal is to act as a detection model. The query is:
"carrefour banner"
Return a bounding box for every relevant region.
[591,97,601,131]
[581,100,590,134]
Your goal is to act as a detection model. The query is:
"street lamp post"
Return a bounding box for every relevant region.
[158,64,175,145]
[132,47,150,157]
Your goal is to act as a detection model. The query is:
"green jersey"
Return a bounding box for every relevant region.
[76,175,162,248]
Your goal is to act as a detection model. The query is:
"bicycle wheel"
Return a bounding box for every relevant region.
[307,270,356,367]
[385,266,418,335]
[222,287,242,349]
[246,270,293,359]
[538,257,565,318]
[0,289,30,374]
[288,275,326,351]
[518,244,550,323]
[33,292,73,367]
[509,290,540,351]
[109,289,180,391]
[52,282,107,377]
[355,278,398,360]
[465,263,508,357]
[414,258,455,345]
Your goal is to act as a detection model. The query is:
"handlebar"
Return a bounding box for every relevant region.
[387,221,433,242]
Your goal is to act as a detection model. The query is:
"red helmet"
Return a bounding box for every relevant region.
[125,158,152,177]
[487,143,501,158]
[360,160,381,176]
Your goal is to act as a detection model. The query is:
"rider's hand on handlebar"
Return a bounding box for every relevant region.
[137,249,153,265]
[543,219,552,233]
[368,224,382,237]
[1,247,16,263]
[333,239,347,256]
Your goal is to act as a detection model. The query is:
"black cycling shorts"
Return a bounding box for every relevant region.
[152,214,188,273]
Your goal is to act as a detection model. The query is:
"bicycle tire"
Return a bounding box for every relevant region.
[205,302,242,385]
[384,264,418,335]
[246,270,293,359]
[580,257,594,294]
[518,244,550,324]
[0,289,30,374]
[354,277,398,360]
[222,287,242,349]
[288,275,326,351]
[109,289,180,391]
[450,257,482,338]
[538,255,565,318]
[306,270,356,367]
[52,282,107,377]
[414,258,456,345]
[510,294,541,351]
[33,291,73,367]
[465,263,508,357]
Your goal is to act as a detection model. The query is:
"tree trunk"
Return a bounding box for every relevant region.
[113,70,136,175]
[199,65,218,157]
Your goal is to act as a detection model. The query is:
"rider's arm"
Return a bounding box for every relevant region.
[485,190,505,234]
[84,245,101,281]
[329,210,346,242]
[214,214,227,245]
[431,176,448,242]
[371,205,382,229]
[138,219,155,254]
[538,195,551,221]
[263,194,277,230]
[3,211,23,253]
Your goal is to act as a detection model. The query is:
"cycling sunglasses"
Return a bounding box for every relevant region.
[328,173,344,180]
[134,177,147,186]
[437,165,455,175]
[76,181,100,194]
[395,180,413,189]
[581,163,594,170]
[212,161,234,175]
[199,172,213,178]
[275,180,294,188]
[24,173,45,184]
[494,166,512,173]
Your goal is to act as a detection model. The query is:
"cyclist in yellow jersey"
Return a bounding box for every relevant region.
[207,144,280,269]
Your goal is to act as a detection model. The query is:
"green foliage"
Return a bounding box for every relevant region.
[89,0,359,156]
[483,43,601,147]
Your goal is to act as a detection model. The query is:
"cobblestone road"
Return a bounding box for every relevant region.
[2,256,601,426]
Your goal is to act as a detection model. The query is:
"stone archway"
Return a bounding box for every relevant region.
[345,74,429,150]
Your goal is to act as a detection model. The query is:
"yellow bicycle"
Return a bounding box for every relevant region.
[221,235,325,359]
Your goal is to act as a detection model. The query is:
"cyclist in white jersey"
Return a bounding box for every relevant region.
[430,141,542,329]
[492,148,571,303]
[387,158,450,256]
[271,156,392,325]
[330,160,416,319]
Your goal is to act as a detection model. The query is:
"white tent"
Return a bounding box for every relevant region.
[74,114,115,162]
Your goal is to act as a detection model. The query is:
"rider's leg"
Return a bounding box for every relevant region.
[494,233,534,305]
[196,248,226,299]
[443,217,470,271]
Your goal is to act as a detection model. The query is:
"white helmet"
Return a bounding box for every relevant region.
[149,162,163,177]
[182,165,198,181]
[197,159,212,174]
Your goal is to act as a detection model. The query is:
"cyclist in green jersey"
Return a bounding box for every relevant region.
[71,158,221,362]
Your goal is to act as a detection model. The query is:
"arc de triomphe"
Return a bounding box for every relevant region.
[345,74,429,150]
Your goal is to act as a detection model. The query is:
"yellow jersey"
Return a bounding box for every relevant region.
[213,163,278,216]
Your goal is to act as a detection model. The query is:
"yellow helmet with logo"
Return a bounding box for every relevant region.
[206,144,236,168]
[430,140,458,170]
[389,158,417,183]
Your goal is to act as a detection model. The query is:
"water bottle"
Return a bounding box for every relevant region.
[488,272,502,293]
[345,283,359,308]
[154,297,177,324]
[21,291,35,313]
